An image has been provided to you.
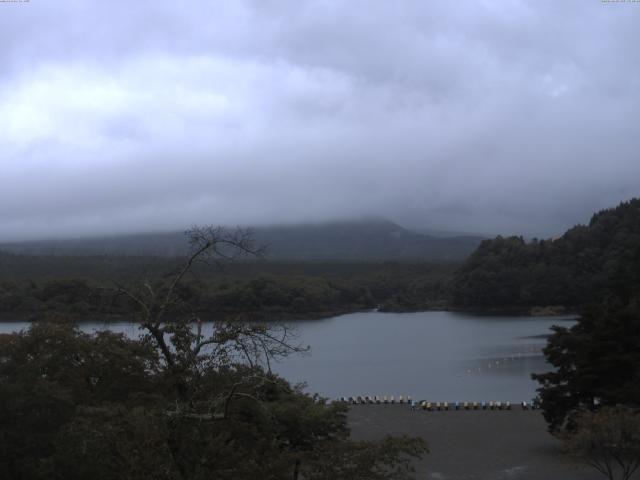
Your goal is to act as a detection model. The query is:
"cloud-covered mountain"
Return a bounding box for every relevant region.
[2,2,640,241]
[0,219,483,262]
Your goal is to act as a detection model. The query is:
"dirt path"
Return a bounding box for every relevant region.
[348,405,605,480]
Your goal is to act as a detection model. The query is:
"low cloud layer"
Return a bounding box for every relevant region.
[1,0,639,241]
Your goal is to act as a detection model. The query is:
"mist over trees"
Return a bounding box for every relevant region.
[0,219,482,262]
[451,199,640,309]
[2,1,640,478]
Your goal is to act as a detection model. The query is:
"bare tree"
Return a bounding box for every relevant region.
[563,406,640,480]
[114,225,306,403]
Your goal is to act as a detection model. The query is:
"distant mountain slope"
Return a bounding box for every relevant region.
[255,219,483,261]
[451,198,640,307]
[0,219,484,262]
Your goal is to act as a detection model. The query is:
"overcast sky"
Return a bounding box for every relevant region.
[1,0,639,241]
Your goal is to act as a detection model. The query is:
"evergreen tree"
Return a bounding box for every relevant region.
[532,296,640,433]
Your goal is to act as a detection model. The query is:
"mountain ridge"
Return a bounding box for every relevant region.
[0,218,484,262]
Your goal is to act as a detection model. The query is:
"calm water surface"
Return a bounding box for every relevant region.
[0,311,575,402]
[273,311,575,402]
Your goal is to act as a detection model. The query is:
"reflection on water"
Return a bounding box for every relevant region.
[272,311,576,402]
[0,311,576,402]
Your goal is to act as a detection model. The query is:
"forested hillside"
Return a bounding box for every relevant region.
[0,219,472,320]
[451,199,640,308]
[0,256,453,320]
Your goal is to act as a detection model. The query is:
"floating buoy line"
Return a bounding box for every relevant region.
[337,396,539,411]
[335,345,545,410]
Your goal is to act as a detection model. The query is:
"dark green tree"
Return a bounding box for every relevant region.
[532,297,640,433]
[0,320,427,479]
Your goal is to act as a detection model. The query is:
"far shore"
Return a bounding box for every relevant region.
[386,304,577,317]
[0,305,578,324]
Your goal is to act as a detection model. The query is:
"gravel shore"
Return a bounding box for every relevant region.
[348,405,604,480]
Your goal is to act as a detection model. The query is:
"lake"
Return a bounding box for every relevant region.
[0,311,575,402]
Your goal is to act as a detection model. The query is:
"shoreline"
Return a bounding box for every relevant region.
[348,405,599,480]
[0,305,578,324]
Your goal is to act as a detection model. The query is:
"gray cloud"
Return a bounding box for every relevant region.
[1,0,639,241]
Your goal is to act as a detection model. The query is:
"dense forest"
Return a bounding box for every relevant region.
[451,199,640,309]
[0,255,454,320]
[0,219,472,321]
